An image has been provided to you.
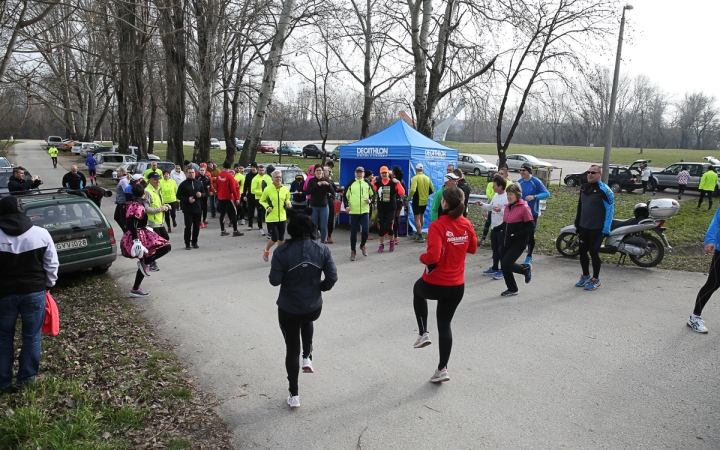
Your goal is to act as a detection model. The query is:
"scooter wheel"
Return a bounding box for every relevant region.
[556,232,580,257]
[629,234,664,267]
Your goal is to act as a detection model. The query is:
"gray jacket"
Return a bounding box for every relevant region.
[269,239,337,314]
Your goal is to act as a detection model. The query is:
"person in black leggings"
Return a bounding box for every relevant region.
[687,209,720,333]
[269,213,337,409]
[413,187,477,383]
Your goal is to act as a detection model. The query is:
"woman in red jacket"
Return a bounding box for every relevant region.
[413,186,477,383]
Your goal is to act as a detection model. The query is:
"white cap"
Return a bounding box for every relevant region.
[415,163,423,170]
[444,173,459,182]
[131,174,143,180]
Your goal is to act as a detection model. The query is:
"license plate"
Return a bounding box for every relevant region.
[56,238,88,252]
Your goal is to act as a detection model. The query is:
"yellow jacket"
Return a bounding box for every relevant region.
[699,170,718,191]
[251,174,272,196]
[234,173,245,194]
[259,183,291,223]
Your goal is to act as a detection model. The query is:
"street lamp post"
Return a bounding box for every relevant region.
[601,4,633,184]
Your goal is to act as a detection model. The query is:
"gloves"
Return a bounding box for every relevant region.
[130,239,148,258]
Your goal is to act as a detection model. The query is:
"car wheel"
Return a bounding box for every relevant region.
[655,185,666,192]
[92,264,111,274]
[104,170,113,178]
[303,153,307,158]
[610,182,621,193]
[565,177,578,187]
[474,168,481,176]
[333,155,338,161]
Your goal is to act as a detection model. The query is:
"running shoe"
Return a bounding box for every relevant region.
[523,255,533,265]
[414,332,431,349]
[483,267,497,277]
[233,231,244,237]
[185,245,191,250]
[575,274,592,287]
[367,235,373,240]
[378,244,384,253]
[247,226,253,230]
[493,270,504,280]
[150,262,159,272]
[129,287,149,298]
[430,367,450,383]
[584,278,601,291]
[260,229,266,236]
[167,227,171,234]
[221,230,230,236]
[173,221,178,228]
[389,241,395,252]
[394,237,400,244]
[137,261,151,277]
[361,246,368,257]
[350,251,356,261]
[287,395,300,409]
[326,237,333,244]
[263,250,270,262]
[523,264,532,284]
[480,237,486,245]
[203,220,209,225]
[192,243,199,249]
[302,358,314,373]
[500,289,518,297]
[210,215,216,219]
[240,219,246,225]
[418,235,426,243]
[687,315,709,333]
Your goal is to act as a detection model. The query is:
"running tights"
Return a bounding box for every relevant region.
[578,227,604,279]
[694,250,720,316]
[278,306,322,396]
[377,208,395,237]
[133,244,171,290]
[699,190,714,209]
[526,217,538,257]
[413,279,464,370]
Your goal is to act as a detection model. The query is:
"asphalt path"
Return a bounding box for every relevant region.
[10,142,720,449]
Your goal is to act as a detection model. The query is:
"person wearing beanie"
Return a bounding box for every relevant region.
[0,196,59,393]
[243,163,259,229]
[233,163,246,225]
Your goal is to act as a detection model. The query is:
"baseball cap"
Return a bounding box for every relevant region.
[415,163,423,170]
[355,166,364,172]
[444,173,459,182]
[147,172,161,180]
[131,174,143,180]
[379,166,389,173]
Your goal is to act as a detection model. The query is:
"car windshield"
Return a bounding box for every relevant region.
[524,155,542,163]
[0,158,11,168]
[282,171,303,184]
[469,155,486,163]
[25,202,104,236]
[211,138,218,143]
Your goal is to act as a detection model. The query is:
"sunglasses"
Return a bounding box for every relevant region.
[586,171,599,175]
[519,168,528,172]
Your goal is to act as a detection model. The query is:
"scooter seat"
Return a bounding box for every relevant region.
[610,218,639,230]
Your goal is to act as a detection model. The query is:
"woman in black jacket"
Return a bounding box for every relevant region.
[305,166,335,243]
[269,213,337,409]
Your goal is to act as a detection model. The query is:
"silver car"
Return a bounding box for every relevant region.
[457,153,498,176]
[499,154,553,172]
[653,162,708,190]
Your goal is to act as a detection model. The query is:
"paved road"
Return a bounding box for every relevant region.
[10,142,720,449]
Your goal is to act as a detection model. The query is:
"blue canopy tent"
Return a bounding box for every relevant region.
[338,120,458,230]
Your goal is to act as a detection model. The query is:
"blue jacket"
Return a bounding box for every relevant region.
[705,207,720,247]
[85,155,97,170]
[575,181,614,235]
[518,176,550,217]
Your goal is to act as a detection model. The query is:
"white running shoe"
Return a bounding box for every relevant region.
[287,395,300,409]
[430,367,450,383]
[302,358,314,373]
[260,229,266,236]
[414,332,431,349]
[240,219,246,225]
[687,315,709,333]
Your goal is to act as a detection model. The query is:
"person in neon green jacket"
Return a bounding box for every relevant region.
[698,165,719,210]
[259,169,292,262]
[343,166,374,260]
[48,146,58,169]
[250,165,272,235]
[408,164,434,241]
[430,173,459,223]
[160,171,179,233]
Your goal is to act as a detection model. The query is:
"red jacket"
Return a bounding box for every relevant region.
[420,214,477,286]
[215,170,240,201]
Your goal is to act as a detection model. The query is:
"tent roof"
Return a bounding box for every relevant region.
[344,120,456,151]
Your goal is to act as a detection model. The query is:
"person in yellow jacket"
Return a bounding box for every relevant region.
[481,167,512,244]
[259,170,291,262]
[698,165,719,210]
[233,163,246,226]
[343,166,374,260]
[48,145,59,169]
[144,172,171,271]
[143,161,162,181]
[160,170,179,233]
[250,165,273,236]
[408,164,435,241]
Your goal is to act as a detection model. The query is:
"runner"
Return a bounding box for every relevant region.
[364,170,375,240]
[114,167,130,233]
[250,165,272,236]
[48,145,58,169]
[208,161,221,218]
[290,174,308,211]
[481,167,511,244]
[244,163,258,229]
[196,166,211,227]
[120,183,172,298]
[408,163,434,242]
[233,163,246,225]
[372,166,405,252]
[170,164,186,186]
[260,170,292,261]
[144,172,171,271]
[687,205,720,333]
[476,175,508,280]
[413,186,476,383]
[698,165,718,210]
[496,183,535,297]
[62,165,86,190]
[391,165,408,244]
[269,213,338,409]
[676,166,690,200]
[430,173,458,222]
[216,161,243,237]
[517,163,550,266]
[159,171,179,234]
[343,166,373,260]
[85,153,97,186]
[306,166,335,244]
[177,168,204,250]
[143,161,162,181]
[325,168,342,244]
[454,169,471,217]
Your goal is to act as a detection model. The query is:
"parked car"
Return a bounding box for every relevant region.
[95,153,137,178]
[498,154,553,172]
[0,167,35,194]
[331,146,340,161]
[243,164,305,189]
[7,189,117,274]
[57,139,75,152]
[458,153,498,176]
[653,162,709,191]
[258,141,276,153]
[0,157,12,168]
[46,136,63,149]
[108,145,159,161]
[210,138,221,149]
[113,160,175,181]
[79,143,101,157]
[71,142,83,154]
[279,143,302,156]
[703,156,720,165]
[302,144,326,158]
[563,165,640,193]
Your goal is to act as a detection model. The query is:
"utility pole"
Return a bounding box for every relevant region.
[639,109,644,154]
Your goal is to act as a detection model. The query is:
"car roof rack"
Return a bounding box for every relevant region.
[0,187,90,203]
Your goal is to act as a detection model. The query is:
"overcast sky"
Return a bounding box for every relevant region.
[620,0,718,101]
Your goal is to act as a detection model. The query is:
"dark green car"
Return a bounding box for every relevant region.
[13,190,118,274]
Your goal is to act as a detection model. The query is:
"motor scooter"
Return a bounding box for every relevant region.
[555,198,679,267]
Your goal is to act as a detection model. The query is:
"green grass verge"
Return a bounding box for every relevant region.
[0,273,233,449]
[442,141,720,169]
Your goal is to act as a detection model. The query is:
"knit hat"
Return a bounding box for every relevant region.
[250,162,258,168]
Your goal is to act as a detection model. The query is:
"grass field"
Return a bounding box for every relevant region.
[442,141,720,169]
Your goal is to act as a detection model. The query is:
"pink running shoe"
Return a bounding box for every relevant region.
[389,241,395,252]
[378,244,384,253]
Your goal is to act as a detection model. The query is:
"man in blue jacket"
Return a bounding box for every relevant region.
[688,204,720,333]
[518,163,550,265]
[573,165,614,291]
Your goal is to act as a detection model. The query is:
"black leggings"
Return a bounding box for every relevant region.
[267,221,286,242]
[200,197,208,222]
[377,208,395,236]
[578,227,604,279]
[218,199,237,232]
[327,207,335,238]
[678,184,687,197]
[114,203,127,233]
[527,218,538,257]
[278,306,322,396]
[699,190,714,209]
[247,194,257,227]
[133,244,171,290]
[501,241,530,292]
[413,279,464,371]
[694,250,720,316]
[164,202,178,228]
